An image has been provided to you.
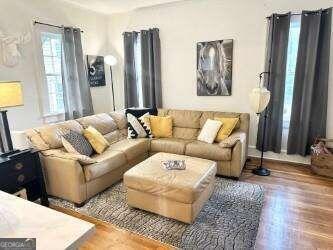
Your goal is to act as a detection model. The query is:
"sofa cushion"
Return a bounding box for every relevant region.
[157,108,169,116]
[119,128,128,139]
[150,138,193,155]
[42,149,97,165]
[76,113,117,135]
[127,113,153,139]
[37,120,83,149]
[172,127,199,140]
[84,150,127,181]
[168,109,202,129]
[197,119,222,144]
[62,130,93,156]
[83,126,110,154]
[185,141,232,161]
[109,110,127,129]
[108,138,149,162]
[25,128,50,151]
[214,117,239,142]
[200,111,241,130]
[104,130,121,144]
[219,131,246,148]
[238,113,250,134]
[149,115,173,138]
[214,112,241,129]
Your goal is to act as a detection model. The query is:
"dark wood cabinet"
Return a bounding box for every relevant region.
[0,149,49,206]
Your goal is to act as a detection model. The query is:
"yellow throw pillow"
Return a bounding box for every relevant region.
[149,115,173,138]
[214,117,239,142]
[83,126,110,154]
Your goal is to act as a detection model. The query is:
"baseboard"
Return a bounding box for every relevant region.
[248,156,310,167]
[248,145,311,165]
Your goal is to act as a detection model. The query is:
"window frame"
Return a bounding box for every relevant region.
[34,24,65,122]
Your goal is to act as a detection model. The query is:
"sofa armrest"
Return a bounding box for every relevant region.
[42,149,96,165]
[229,134,247,177]
[219,131,246,148]
[39,153,87,204]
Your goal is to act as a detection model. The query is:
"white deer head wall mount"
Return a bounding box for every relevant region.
[0,29,31,67]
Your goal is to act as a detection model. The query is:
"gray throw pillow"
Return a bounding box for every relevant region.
[62,130,94,156]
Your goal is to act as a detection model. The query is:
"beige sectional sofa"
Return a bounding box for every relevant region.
[25,109,249,206]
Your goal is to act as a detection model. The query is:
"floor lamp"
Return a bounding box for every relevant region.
[104,55,118,111]
[249,72,271,176]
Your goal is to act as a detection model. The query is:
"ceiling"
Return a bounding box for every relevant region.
[61,0,183,14]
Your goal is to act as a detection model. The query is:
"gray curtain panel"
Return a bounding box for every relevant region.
[0,134,3,152]
[287,8,332,156]
[140,28,162,108]
[62,27,94,119]
[256,13,291,153]
[124,32,139,108]
[124,29,162,109]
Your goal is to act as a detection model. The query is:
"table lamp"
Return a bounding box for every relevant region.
[249,72,271,176]
[104,55,118,111]
[0,81,23,156]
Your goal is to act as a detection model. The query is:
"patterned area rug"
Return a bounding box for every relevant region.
[50,177,264,249]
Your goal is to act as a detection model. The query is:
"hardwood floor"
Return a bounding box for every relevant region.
[53,205,172,250]
[52,159,333,250]
[243,159,333,250]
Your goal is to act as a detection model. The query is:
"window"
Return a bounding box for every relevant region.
[35,25,65,119]
[134,35,143,106]
[41,32,64,114]
[281,16,301,148]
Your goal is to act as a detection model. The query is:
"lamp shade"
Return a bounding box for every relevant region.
[249,87,270,114]
[104,55,117,66]
[0,81,23,108]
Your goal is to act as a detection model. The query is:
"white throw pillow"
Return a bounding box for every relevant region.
[197,119,223,144]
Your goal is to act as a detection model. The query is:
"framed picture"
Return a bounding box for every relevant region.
[197,39,233,96]
[87,55,106,87]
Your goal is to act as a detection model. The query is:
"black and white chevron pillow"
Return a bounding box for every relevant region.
[127,113,153,139]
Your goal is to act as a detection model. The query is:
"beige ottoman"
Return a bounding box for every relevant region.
[123,152,217,223]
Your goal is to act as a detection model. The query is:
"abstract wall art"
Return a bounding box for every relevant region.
[197,39,233,96]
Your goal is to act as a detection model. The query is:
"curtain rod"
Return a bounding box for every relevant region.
[122,28,159,35]
[266,8,332,19]
[33,21,84,33]
[266,13,301,19]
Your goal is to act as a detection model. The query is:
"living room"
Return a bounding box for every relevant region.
[0,0,332,249]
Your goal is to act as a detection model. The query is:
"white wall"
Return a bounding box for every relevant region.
[107,0,333,163]
[0,0,112,131]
